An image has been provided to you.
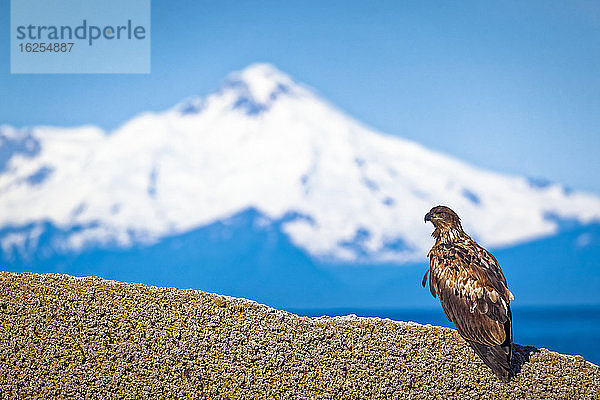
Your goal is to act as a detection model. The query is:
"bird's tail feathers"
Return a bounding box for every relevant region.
[467,340,511,381]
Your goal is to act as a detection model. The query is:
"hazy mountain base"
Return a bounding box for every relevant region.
[1,272,598,399]
[3,209,600,310]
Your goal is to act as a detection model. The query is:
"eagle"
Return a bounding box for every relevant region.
[423,205,514,380]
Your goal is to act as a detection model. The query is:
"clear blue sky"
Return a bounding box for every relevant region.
[1,1,599,193]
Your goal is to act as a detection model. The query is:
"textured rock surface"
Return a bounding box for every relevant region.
[0,272,598,399]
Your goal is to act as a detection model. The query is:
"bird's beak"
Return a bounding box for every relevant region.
[424,212,432,223]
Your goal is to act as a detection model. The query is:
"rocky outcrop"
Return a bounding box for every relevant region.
[0,272,598,399]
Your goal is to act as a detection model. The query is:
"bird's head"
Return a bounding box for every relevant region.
[424,206,463,234]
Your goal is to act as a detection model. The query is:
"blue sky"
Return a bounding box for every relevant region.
[1,0,599,193]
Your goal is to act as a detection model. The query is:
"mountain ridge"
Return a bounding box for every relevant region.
[1,63,600,265]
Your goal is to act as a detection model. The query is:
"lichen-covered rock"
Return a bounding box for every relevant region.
[0,272,598,399]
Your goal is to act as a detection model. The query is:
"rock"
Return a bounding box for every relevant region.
[0,272,598,399]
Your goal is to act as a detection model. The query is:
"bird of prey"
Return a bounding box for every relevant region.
[423,205,514,380]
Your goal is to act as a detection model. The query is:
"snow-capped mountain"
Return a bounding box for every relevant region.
[2,63,600,264]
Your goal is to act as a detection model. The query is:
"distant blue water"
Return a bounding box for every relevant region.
[292,307,600,366]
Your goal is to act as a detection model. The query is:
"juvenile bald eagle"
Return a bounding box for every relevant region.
[423,206,514,380]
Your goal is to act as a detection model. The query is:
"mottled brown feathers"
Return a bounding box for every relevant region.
[424,205,513,380]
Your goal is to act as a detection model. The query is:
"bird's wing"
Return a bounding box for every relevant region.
[428,242,512,346]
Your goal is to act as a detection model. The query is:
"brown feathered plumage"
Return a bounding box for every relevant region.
[423,205,514,380]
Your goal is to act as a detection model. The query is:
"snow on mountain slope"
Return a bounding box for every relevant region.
[1,63,600,263]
